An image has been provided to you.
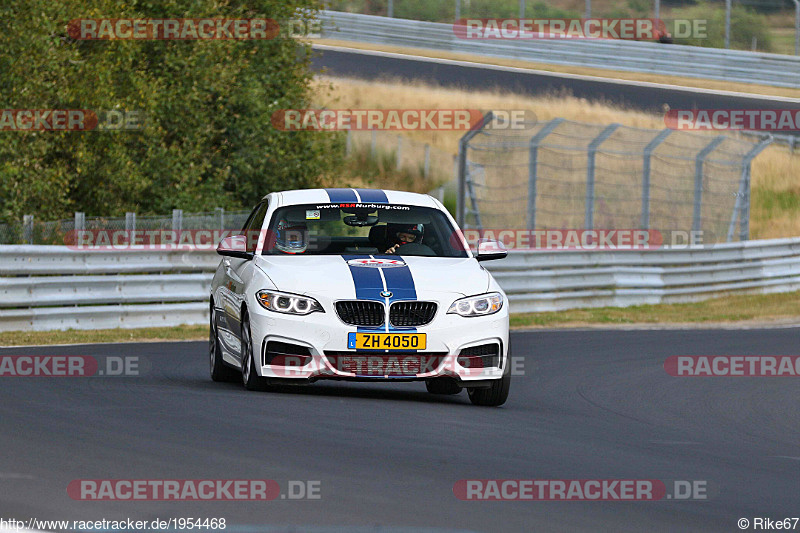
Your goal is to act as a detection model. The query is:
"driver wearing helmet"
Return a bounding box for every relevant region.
[275,218,308,254]
[384,223,424,254]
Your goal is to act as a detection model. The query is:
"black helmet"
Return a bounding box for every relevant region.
[387,223,424,245]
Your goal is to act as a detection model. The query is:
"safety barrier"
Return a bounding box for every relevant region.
[2,238,800,330]
[318,11,800,89]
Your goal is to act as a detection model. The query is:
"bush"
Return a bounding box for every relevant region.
[0,0,341,222]
[670,4,773,52]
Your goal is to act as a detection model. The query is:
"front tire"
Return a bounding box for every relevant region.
[467,349,511,407]
[210,304,238,382]
[241,311,269,391]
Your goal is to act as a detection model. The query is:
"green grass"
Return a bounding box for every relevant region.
[0,325,209,347]
[771,29,796,56]
[753,189,800,219]
[511,290,800,328]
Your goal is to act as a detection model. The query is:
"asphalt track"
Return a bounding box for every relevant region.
[311,45,800,117]
[1,328,798,532]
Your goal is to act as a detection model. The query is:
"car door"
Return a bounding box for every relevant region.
[220,200,269,355]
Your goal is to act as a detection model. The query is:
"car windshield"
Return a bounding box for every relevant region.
[262,203,469,258]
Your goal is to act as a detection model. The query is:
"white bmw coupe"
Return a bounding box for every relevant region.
[209,188,511,406]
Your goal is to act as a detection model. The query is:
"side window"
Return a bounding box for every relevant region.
[241,201,269,253]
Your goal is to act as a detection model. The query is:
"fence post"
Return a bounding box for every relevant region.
[74,212,85,233]
[585,124,620,231]
[23,215,33,245]
[345,129,352,156]
[641,129,671,230]
[724,0,731,49]
[519,0,525,17]
[456,112,493,228]
[455,0,461,20]
[527,118,564,230]
[693,136,726,233]
[125,212,136,232]
[370,128,376,157]
[423,144,431,178]
[725,137,771,242]
[794,0,799,55]
[172,209,183,232]
[388,0,394,18]
[215,207,225,230]
[396,135,402,170]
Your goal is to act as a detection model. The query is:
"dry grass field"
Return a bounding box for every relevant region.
[313,76,800,240]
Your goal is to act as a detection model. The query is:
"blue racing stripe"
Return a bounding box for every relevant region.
[355,189,388,203]
[373,256,417,305]
[325,188,359,203]
[342,255,420,354]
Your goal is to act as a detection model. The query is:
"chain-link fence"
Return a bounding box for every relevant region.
[0,208,252,245]
[458,115,772,243]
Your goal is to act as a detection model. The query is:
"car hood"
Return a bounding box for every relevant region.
[254,255,489,299]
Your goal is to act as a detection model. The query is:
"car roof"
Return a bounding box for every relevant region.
[270,188,439,209]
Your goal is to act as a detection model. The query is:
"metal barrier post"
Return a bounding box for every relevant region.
[215,207,225,230]
[23,215,33,245]
[735,137,772,241]
[396,135,402,170]
[641,129,671,229]
[172,209,183,232]
[424,144,430,178]
[74,212,85,233]
[456,112,493,228]
[694,136,726,233]
[586,124,620,230]
[527,118,564,230]
[125,212,136,232]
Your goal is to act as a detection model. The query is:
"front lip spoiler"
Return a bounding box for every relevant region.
[255,375,501,387]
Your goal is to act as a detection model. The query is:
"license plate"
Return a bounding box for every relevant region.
[347,332,426,350]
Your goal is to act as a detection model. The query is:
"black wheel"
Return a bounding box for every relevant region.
[210,304,238,382]
[467,349,511,407]
[426,377,462,395]
[241,311,269,391]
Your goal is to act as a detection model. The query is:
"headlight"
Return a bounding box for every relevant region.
[447,292,503,317]
[256,290,324,315]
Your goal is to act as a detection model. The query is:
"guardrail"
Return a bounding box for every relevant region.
[2,238,800,330]
[318,11,800,89]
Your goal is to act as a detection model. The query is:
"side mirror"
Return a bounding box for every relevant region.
[476,239,508,262]
[216,235,253,260]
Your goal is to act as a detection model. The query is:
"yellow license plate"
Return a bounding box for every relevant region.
[348,333,426,350]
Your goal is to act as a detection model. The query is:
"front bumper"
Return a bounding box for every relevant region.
[247,297,509,383]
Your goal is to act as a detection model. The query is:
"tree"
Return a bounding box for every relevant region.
[0,0,341,222]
